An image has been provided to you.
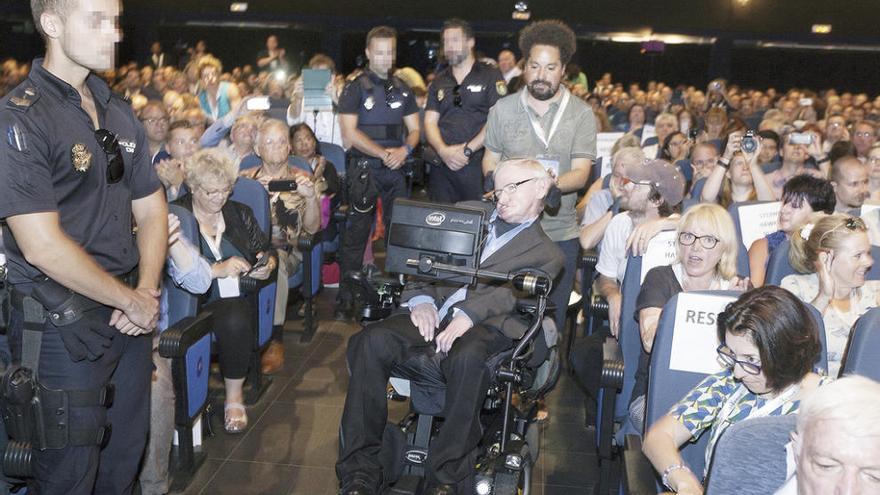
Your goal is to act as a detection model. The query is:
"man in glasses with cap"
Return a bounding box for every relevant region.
[424,18,506,204]
[0,0,166,492]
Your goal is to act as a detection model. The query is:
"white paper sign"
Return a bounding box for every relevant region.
[860,201,880,219]
[641,124,656,145]
[668,292,737,374]
[640,230,679,283]
[597,132,625,177]
[218,276,241,298]
[738,201,781,250]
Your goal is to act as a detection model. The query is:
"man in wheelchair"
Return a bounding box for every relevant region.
[336,159,564,495]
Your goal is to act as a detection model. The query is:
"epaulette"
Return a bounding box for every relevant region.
[4,85,39,113]
[346,70,363,82]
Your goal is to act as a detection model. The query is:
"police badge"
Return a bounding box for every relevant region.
[496,81,508,96]
[437,88,445,102]
[70,143,92,173]
[364,96,375,110]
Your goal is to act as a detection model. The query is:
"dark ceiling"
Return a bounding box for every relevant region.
[113,0,878,42]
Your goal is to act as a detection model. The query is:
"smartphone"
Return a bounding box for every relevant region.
[245,254,269,276]
[267,180,297,192]
[245,96,271,111]
[790,132,813,145]
[799,98,813,107]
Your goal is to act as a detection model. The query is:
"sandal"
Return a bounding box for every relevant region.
[224,402,248,434]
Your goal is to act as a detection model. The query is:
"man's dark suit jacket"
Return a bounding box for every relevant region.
[400,206,564,341]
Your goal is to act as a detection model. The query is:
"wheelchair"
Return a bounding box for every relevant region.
[348,269,561,495]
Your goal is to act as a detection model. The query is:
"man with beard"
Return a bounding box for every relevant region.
[482,19,597,334]
[424,18,506,203]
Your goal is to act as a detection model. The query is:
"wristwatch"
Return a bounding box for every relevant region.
[405,144,414,156]
[717,157,731,169]
[463,146,474,158]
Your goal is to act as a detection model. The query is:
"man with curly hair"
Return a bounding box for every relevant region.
[483,19,597,334]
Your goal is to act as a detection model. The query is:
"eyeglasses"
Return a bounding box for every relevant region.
[716,344,762,375]
[198,186,232,199]
[868,157,880,165]
[855,131,874,138]
[453,84,462,107]
[678,231,720,249]
[619,176,654,188]
[94,129,125,184]
[142,117,169,126]
[492,177,537,201]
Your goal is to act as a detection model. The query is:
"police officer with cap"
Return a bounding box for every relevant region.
[424,18,506,204]
[336,25,420,320]
[0,0,166,492]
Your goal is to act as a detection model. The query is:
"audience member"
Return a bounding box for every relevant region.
[765,131,826,199]
[829,156,870,215]
[256,34,289,74]
[783,214,878,376]
[578,146,646,250]
[140,100,171,164]
[701,132,774,207]
[748,175,837,286]
[197,55,241,123]
[642,286,827,494]
[158,120,201,200]
[497,49,521,83]
[852,120,876,160]
[287,53,344,146]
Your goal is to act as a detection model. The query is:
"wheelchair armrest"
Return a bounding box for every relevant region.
[590,294,609,319]
[600,336,624,390]
[622,434,660,495]
[158,311,214,359]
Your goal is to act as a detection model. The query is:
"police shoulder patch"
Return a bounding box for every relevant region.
[496,80,508,96]
[5,86,39,113]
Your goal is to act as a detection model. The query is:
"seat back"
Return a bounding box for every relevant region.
[612,255,644,421]
[165,205,201,326]
[705,415,797,495]
[841,307,880,380]
[288,155,312,174]
[646,290,739,477]
[230,178,275,350]
[765,239,795,286]
[319,141,347,176]
[729,200,781,277]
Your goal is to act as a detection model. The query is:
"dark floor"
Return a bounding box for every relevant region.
[173,287,615,495]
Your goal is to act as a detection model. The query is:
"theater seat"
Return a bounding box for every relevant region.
[841,307,880,380]
[705,415,796,495]
[768,240,880,286]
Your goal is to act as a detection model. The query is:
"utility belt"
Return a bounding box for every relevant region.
[0,269,137,452]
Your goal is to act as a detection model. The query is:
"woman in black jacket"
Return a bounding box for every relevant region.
[174,148,277,433]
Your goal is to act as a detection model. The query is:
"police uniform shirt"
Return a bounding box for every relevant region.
[337,70,419,149]
[0,59,162,284]
[425,62,506,145]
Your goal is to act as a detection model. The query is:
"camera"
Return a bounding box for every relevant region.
[741,130,758,154]
[267,180,297,192]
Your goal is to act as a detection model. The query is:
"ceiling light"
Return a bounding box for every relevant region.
[812,24,832,34]
[230,2,248,12]
[512,1,531,20]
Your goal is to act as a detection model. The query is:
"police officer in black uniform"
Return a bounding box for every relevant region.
[336,25,420,320]
[424,19,506,204]
[0,0,167,493]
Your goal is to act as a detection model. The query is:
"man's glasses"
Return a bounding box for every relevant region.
[854,131,874,138]
[94,129,125,184]
[492,177,537,201]
[678,231,720,249]
[453,84,462,107]
[619,176,653,188]
[716,344,762,375]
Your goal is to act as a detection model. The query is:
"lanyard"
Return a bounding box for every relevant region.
[521,88,571,150]
[200,215,227,261]
[704,382,799,472]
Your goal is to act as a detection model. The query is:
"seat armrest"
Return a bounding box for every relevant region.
[580,250,599,271]
[159,311,213,359]
[622,434,660,495]
[590,294,609,318]
[600,336,624,389]
[296,230,322,251]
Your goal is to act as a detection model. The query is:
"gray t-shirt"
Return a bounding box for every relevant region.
[485,87,598,241]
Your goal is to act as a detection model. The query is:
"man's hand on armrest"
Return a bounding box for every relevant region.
[436,312,473,353]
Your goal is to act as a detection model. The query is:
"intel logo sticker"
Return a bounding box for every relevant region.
[425,212,445,226]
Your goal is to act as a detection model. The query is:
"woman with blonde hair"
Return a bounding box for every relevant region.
[197,55,241,123]
[629,203,749,428]
[782,213,879,376]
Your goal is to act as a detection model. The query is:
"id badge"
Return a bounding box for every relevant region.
[536,154,560,179]
[218,276,241,298]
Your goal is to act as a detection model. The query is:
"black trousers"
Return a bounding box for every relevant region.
[338,164,406,303]
[427,149,485,204]
[336,314,512,487]
[202,298,253,379]
[8,306,151,495]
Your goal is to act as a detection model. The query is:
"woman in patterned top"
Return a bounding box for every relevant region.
[782,214,879,377]
[642,286,827,495]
